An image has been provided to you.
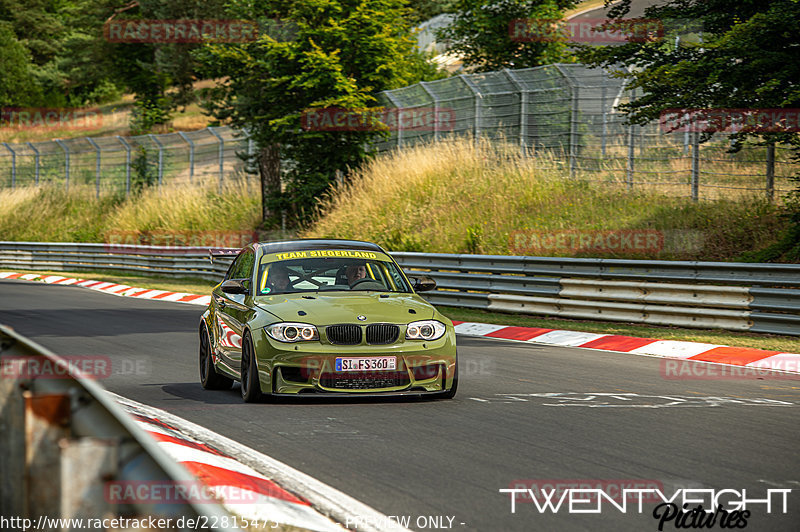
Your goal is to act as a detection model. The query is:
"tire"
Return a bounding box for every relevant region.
[440,359,458,399]
[199,323,233,390]
[240,331,264,403]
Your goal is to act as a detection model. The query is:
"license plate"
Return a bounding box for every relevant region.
[335,356,396,372]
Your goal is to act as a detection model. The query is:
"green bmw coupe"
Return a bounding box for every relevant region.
[199,239,457,402]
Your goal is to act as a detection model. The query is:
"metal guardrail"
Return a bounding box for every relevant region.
[0,323,236,531]
[1,242,799,336]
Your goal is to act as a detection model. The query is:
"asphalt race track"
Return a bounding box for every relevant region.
[1,278,799,532]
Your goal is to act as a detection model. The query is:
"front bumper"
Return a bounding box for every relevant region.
[252,327,457,395]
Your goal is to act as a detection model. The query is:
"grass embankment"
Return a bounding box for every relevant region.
[0,178,261,243]
[305,139,791,261]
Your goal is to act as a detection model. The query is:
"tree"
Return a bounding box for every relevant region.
[437,0,578,72]
[198,0,442,227]
[0,22,42,107]
[579,0,800,260]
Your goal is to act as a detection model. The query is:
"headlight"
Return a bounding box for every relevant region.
[266,322,319,342]
[405,320,446,341]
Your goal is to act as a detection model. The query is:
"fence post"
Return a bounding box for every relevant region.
[2,143,15,188]
[503,69,528,155]
[569,87,579,178]
[27,142,39,186]
[54,139,69,191]
[766,142,775,202]
[148,134,164,186]
[601,84,607,157]
[177,131,195,183]
[419,81,439,142]
[626,122,635,190]
[116,136,131,197]
[86,138,101,198]
[460,75,482,143]
[691,130,700,201]
[208,127,225,193]
[384,92,404,149]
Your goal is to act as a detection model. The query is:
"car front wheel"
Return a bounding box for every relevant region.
[240,331,264,403]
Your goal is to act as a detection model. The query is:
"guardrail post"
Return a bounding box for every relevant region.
[178,131,195,183]
[24,391,71,518]
[0,352,26,514]
[27,142,40,186]
[86,137,101,198]
[116,136,132,197]
[2,142,15,188]
[766,142,775,202]
[208,127,225,192]
[691,130,700,201]
[148,134,164,186]
[54,139,70,191]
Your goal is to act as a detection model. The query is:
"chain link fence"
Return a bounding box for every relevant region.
[376,64,797,201]
[1,64,796,200]
[0,126,250,196]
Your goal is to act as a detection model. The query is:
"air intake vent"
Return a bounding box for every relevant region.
[326,325,362,345]
[320,371,409,390]
[366,324,399,345]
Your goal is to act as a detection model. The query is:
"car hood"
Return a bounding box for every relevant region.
[254,292,436,324]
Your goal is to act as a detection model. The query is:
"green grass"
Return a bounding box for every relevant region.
[305,138,793,262]
[439,305,800,353]
[0,177,261,243]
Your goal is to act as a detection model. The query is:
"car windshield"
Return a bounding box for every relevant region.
[256,255,412,295]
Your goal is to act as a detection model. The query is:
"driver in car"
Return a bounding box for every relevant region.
[345,262,368,287]
[266,264,291,292]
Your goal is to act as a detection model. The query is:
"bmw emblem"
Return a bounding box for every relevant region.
[357,315,367,321]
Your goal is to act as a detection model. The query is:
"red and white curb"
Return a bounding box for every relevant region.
[0,271,211,306]
[452,321,800,374]
[110,393,410,532]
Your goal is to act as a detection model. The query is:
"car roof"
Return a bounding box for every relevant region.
[256,239,386,255]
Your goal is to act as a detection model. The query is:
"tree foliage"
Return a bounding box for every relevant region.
[197,0,442,226]
[437,0,578,72]
[580,0,800,260]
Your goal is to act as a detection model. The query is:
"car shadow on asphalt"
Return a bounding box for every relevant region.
[160,381,447,406]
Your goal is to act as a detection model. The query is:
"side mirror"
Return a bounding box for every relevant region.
[410,275,436,292]
[221,279,249,295]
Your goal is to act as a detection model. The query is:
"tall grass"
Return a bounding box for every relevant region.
[0,176,261,242]
[305,138,789,261]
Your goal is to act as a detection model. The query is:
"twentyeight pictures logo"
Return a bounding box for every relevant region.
[500,484,792,530]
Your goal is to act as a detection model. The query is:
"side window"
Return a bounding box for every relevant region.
[231,250,255,280]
